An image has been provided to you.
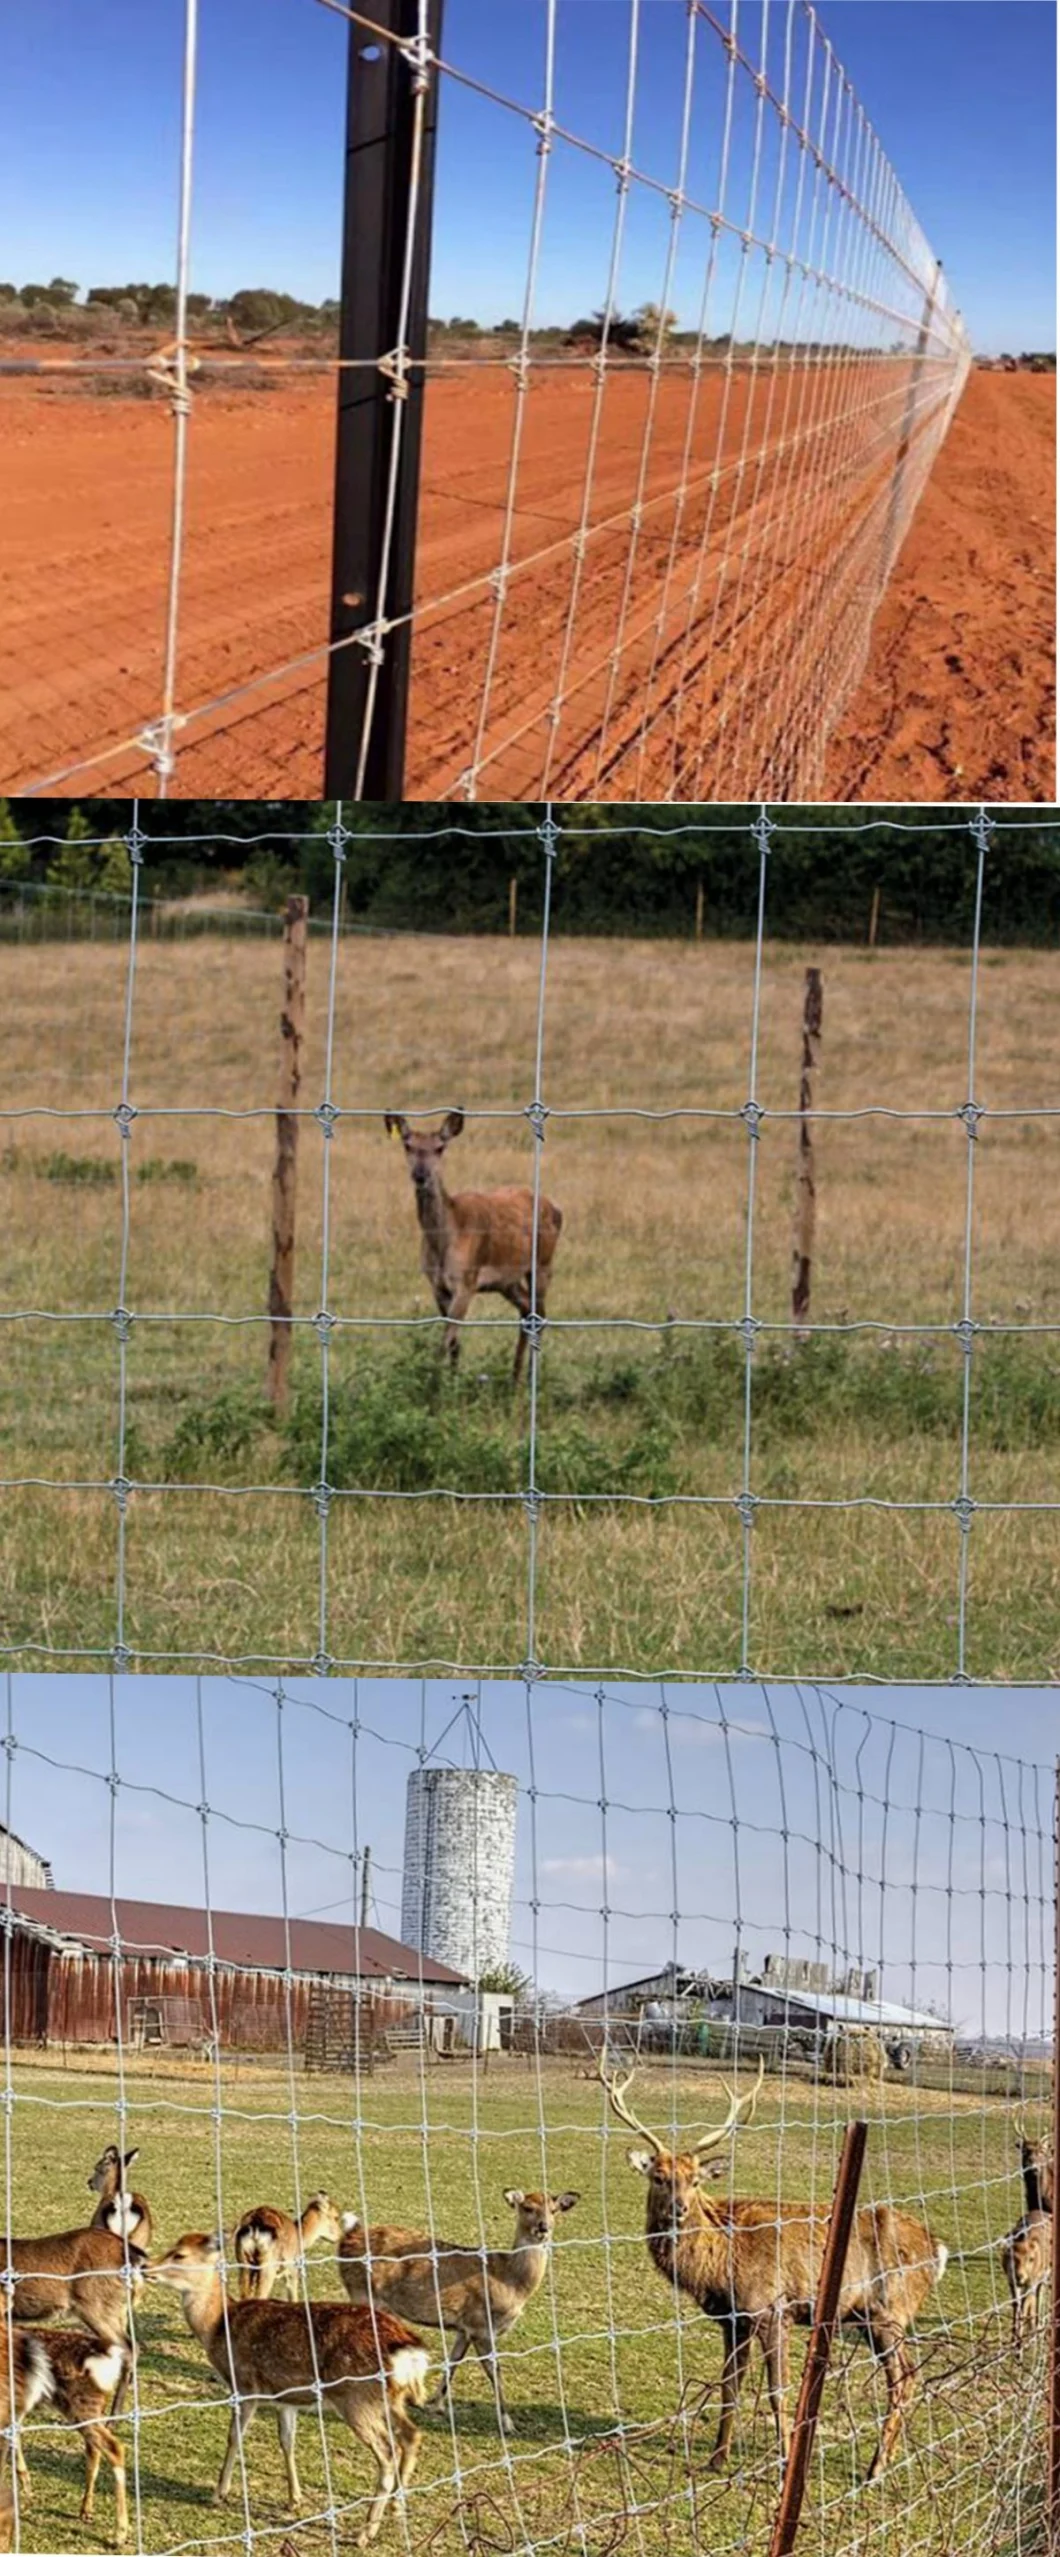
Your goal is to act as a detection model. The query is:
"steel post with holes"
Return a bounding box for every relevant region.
[1048,1761,1060,2544]
[768,2120,868,2557]
[324,0,444,800]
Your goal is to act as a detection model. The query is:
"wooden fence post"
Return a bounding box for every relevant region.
[868,885,881,948]
[267,895,309,1412]
[509,876,518,939]
[768,2120,868,2557]
[791,967,822,1340]
[1048,1759,1060,2542]
[695,879,705,942]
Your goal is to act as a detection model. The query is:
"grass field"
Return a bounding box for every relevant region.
[1,928,1058,1679]
[3,2049,1047,2557]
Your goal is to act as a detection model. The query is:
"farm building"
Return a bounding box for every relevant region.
[0,1887,468,2053]
[578,1953,952,2061]
[401,1766,518,1980]
[0,1822,53,1891]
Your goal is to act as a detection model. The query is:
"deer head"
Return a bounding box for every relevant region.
[502,2187,580,2245]
[384,1111,465,1193]
[599,2050,764,2226]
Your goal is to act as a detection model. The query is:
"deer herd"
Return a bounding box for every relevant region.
[0,2081,1050,2549]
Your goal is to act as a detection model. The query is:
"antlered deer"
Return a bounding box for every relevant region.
[150,2232,429,2544]
[600,2053,947,2481]
[2,2328,132,2548]
[384,1110,562,1383]
[88,2146,152,2251]
[338,2185,580,2434]
[233,2192,342,2300]
[1002,2113,1053,2354]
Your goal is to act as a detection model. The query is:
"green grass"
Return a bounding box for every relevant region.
[2,928,1059,1675]
[5,2054,1045,2556]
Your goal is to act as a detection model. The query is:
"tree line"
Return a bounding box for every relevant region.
[4,800,1060,943]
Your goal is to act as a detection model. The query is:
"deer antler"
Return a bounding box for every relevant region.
[1014,2107,1027,2144]
[693,2055,766,2158]
[597,2049,663,2154]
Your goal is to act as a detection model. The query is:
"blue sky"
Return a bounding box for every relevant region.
[0,2,1053,353]
[7,1674,1055,2038]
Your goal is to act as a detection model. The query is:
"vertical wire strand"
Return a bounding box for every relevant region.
[156,0,199,800]
[956,813,990,1680]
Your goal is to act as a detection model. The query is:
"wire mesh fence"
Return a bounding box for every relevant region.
[0,801,1058,2552]
[2,0,973,804]
[0,1669,1054,2557]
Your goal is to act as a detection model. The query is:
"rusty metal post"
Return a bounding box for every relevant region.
[768,2119,868,2557]
[1048,1760,1060,2540]
[267,896,308,1411]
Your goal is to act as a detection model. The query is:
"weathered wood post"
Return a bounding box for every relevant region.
[868,884,881,948]
[267,895,308,1412]
[791,967,823,1340]
[768,2120,868,2557]
[509,876,518,938]
[695,878,705,941]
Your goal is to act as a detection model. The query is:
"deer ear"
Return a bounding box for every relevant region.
[695,2156,726,2183]
[123,2149,140,2170]
[503,2188,524,2209]
[627,2148,654,2176]
[440,1109,465,1143]
[555,2191,580,2212]
[384,1113,409,1141]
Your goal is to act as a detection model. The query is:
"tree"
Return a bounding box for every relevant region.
[46,808,96,894]
[47,277,79,305]
[0,802,25,881]
[635,301,678,348]
[478,1963,534,2003]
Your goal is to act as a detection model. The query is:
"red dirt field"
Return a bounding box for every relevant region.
[0,361,1052,804]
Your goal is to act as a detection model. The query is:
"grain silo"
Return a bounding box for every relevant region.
[401,1768,518,1980]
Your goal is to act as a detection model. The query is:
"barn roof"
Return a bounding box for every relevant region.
[5,1887,467,1986]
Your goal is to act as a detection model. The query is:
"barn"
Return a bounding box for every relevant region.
[1,1886,468,2054]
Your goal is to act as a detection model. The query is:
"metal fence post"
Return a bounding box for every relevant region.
[324,0,444,801]
[768,2119,868,2557]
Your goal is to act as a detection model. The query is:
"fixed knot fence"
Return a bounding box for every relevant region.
[4,0,971,803]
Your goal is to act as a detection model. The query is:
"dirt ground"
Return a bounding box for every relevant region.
[823,369,1056,803]
[0,361,1052,803]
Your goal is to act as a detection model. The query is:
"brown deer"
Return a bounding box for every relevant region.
[3,2329,131,2547]
[88,2146,152,2252]
[0,2222,145,2358]
[338,2185,580,2434]
[384,1110,562,1383]
[1002,2114,1053,2353]
[233,2193,342,2301]
[150,2232,429,2544]
[600,2053,947,2481]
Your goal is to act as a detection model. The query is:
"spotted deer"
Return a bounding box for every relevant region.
[233,2193,342,2301]
[384,1110,562,1382]
[149,2232,429,2544]
[338,2185,580,2434]
[600,2053,947,2481]
[87,2146,152,2252]
[1,2328,132,2548]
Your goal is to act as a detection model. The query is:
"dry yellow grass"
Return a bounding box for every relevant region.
[0,933,1057,1675]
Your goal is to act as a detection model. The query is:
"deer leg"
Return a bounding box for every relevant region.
[864,2324,917,2482]
[709,2316,754,2472]
[216,2397,260,2503]
[276,2403,303,2511]
[356,2436,400,2547]
[12,2434,30,2503]
[427,2328,471,2409]
[443,1285,473,1371]
[474,2340,514,2437]
[757,2311,791,2460]
[394,2409,420,2492]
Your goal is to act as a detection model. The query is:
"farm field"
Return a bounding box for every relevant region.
[0,929,1058,1679]
[0,367,1050,804]
[2,2049,1044,2556]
